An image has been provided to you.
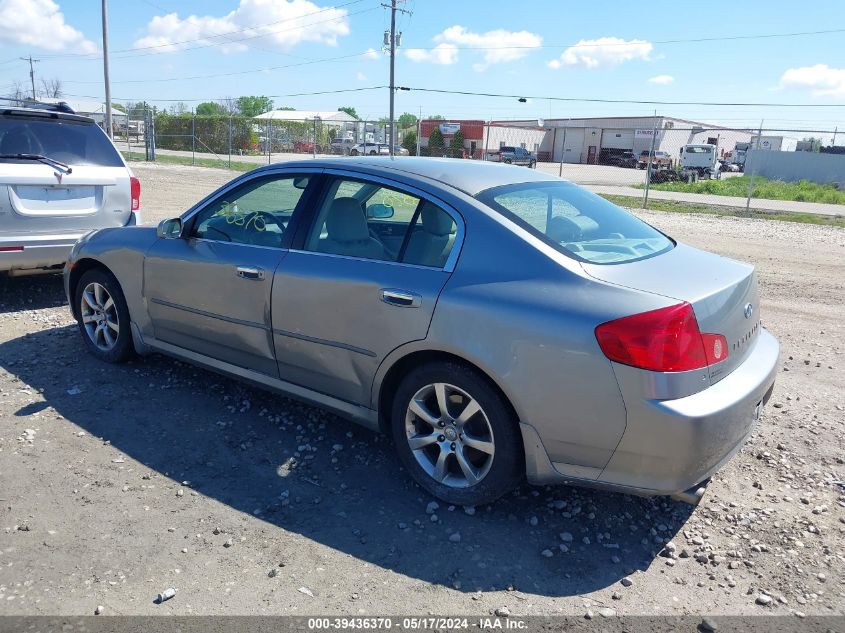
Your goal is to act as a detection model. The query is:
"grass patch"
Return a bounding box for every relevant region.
[634,175,845,205]
[122,151,259,173]
[600,194,845,228]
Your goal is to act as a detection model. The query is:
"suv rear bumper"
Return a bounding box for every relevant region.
[1,233,84,274]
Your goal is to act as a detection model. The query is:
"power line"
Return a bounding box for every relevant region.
[405,27,845,51]
[400,87,845,108]
[63,50,378,84]
[64,86,388,103]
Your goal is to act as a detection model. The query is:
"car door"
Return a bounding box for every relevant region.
[143,171,319,376]
[271,171,463,405]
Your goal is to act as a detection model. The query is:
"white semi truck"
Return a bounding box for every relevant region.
[679,144,720,179]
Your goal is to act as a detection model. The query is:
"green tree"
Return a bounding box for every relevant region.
[802,137,822,152]
[449,130,465,150]
[402,130,418,155]
[398,112,418,129]
[236,96,274,117]
[428,127,445,154]
[337,106,359,120]
[427,114,444,120]
[196,101,227,116]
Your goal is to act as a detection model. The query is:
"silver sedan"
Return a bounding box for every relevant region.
[64,158,778,506]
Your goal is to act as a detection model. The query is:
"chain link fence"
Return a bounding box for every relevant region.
[118,109,845,212]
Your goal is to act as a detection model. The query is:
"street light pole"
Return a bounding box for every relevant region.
[101,0,113,138]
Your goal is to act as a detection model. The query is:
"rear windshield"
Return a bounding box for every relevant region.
[0,116,123,167]
[476,181,674,264]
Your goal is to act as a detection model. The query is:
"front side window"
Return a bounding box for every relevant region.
[191,175,310,247]
[303,177,456,267]
[476,182,673,264]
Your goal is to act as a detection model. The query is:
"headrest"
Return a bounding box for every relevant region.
[420,203,454,236]
[326,197,368,242]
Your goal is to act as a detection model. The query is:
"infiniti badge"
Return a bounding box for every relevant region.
[744,303,753,319]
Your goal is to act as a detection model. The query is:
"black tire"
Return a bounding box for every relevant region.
[391,362,524,506]
[350,149,359,156]
[74,268,134,363]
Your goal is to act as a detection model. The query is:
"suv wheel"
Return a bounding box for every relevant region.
[75,268,134,363]
[391,362,523,506]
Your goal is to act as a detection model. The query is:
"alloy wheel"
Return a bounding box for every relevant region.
[80,282,120,352]
[404,382,495,488]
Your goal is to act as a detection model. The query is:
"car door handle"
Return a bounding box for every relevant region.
[380,288,421,308]
[236,266,264,280]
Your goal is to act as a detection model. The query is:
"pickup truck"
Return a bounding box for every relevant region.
[486,146,537,167]
[349,143,390,156]
[637,150,672,169]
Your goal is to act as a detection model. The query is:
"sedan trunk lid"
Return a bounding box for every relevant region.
[582,243,761,384]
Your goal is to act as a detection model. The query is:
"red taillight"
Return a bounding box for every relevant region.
[130,176,141,211]
[595,302,728,372]
[0,246,24,252]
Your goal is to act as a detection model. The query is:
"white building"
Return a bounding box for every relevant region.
[494,116,754,164]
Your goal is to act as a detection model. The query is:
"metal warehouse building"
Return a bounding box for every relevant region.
[495,116,754,164]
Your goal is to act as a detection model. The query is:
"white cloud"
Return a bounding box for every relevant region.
[779,64,845,96]
[406,25,542,70]
[647,74,674,84]
[133,0,349,53]
[363,48,380,60]
[548,37,653,69]
[0,0,96,53]
[406,43,459,65]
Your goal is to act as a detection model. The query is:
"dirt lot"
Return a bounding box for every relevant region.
[0,162,843,617]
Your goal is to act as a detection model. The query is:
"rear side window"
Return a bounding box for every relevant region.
[0,117,123,167]
[476,182,674,264]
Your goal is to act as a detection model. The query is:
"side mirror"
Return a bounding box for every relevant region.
[157,217,183,239]
[367,203,394,219]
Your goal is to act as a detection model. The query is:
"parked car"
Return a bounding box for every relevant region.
[64,157,778,507]
[608,151,638,168]
[349,143,389,156]
[637,150,672,169]
[1,103,140,277]
[393,144,410,156]
[330,137,356,155]
[293,140,322,154]
[486,146,537,167]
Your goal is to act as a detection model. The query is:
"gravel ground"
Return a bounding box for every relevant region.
[0,163,842,617]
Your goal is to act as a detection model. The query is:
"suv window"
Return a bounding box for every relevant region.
[476,181,673,265]
[303,177,456,267]
[191,175,310,248]
[0,115,122,167]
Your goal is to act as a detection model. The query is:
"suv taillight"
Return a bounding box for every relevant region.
[130,176,141,211]
[595,302,727,372]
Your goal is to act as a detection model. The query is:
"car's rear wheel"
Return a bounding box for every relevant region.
[391,362,523,506]
[368,150,377,156]
[350,149,359,156]
[75,268,134,363]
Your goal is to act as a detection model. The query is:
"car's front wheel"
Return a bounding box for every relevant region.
[391,362,523,506]
[75,268,134,363]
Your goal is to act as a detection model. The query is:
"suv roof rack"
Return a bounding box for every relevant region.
[0,97,76,114]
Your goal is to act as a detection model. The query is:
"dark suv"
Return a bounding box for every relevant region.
[488,146,537,167]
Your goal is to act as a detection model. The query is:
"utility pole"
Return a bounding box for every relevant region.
[102,0,113,138]
[383,0,409,159]
[20,56,39,99]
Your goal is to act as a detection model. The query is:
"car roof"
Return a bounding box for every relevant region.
[261,157,560,196]
[1,106,94,124]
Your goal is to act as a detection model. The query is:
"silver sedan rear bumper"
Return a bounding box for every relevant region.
[522,328,779,502]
